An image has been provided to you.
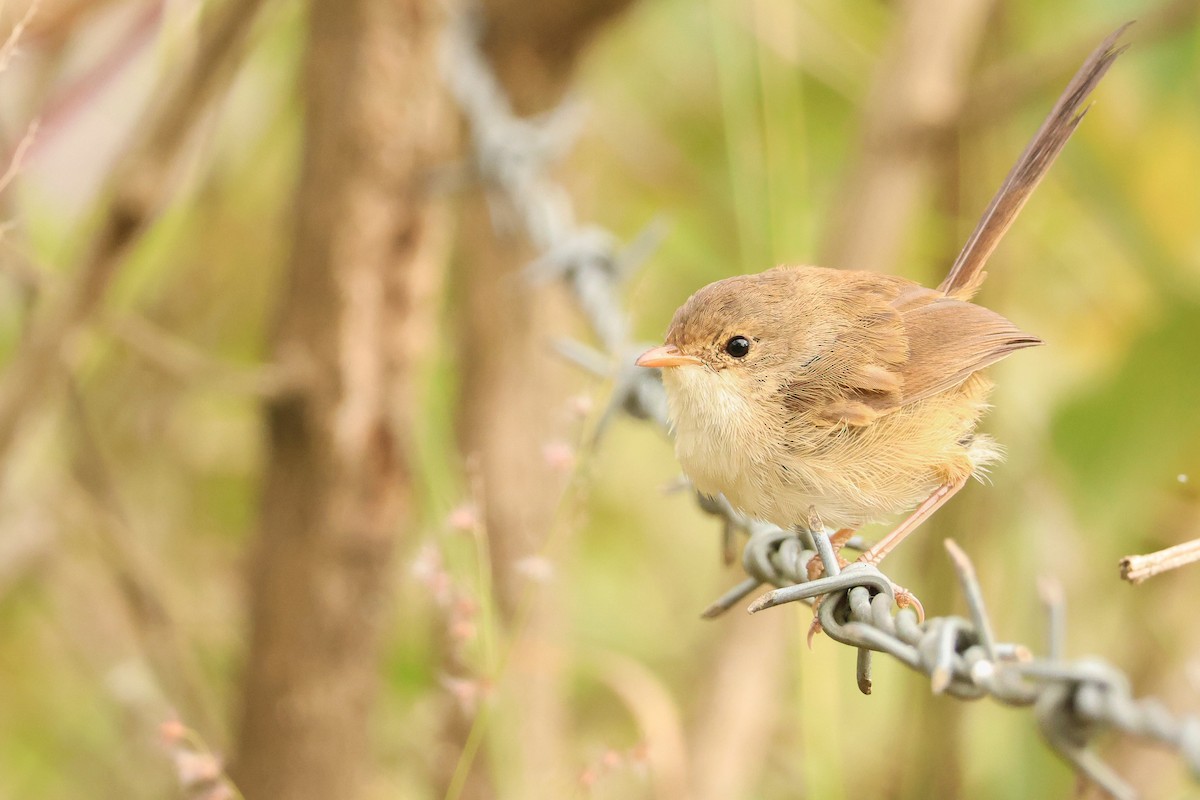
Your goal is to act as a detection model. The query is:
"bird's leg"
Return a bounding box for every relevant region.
[858,476,969,567]
[805,528,925,644]
[804,525,857,644]
[830,526,857,551]
[807,554,927,647]
[805,528,856,580]
[850,478,968,626]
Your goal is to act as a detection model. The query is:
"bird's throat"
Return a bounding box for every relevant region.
[661,366,765,502]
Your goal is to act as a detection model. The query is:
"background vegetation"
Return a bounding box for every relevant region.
[0,0,1196,798]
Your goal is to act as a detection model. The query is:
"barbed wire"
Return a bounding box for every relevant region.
[440,11,1200,800]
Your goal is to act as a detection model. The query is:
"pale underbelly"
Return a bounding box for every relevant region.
[663,367,991,531]
[684,454,929,530]
[675,424,958,531]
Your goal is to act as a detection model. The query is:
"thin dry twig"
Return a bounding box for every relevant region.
[105,313,301,398]
[0,119,39,194]
[0,0,41,74]
[0,0,268,484]
[2,0,163,169]
[1120,537,1200,585]
[0,2,42,224]
[0,506,55,601]
[21,0,123,47]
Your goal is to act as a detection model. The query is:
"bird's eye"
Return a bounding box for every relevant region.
[725,336,751,358]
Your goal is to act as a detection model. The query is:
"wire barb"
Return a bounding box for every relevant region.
[441,10,1199,800]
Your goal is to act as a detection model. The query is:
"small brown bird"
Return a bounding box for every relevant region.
[638,26,1128,567]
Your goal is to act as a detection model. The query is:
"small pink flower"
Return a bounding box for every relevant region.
[410,544,443,583]
[513,555,555,583]
[601,749,622,769]
[411,545,455,606]
[449,618,476,643]
[172,751,222,787]
[446,504,479,532]
[569,394,594,418]
[159,719,187,745]
[627,741,650,776]
[452,595,479,618]
[441,675,483,715]
[542,441,575,472]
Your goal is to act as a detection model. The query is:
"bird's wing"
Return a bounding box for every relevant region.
[892,290,1042,405]
[789,281,1040,426]
[779,275,912,427]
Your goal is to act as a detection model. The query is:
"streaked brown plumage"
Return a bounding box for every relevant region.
[638,25,1128,563]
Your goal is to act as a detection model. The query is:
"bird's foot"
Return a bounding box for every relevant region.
[807,578,924,647]
[802,528,858,644]
[892,583,925,623]
[804,527,855,580]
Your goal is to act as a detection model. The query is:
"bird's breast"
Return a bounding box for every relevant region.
[662,366,821,525]
[662,366,759,479]
[660,366,974,529]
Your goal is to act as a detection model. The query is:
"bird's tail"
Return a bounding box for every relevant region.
[939,23,1131,300]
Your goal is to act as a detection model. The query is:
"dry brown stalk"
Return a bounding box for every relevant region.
[1120,537,1200,584]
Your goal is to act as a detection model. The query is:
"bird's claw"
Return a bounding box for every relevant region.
[806,555,824,581]
[807,580,923,647]
[801,532,922,644]
[893,584,925,623]
[807,609,824,648]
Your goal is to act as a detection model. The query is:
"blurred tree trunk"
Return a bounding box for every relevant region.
[452,0,634,796]
[230,0,450,798]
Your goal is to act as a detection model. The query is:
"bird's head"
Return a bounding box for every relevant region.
[636,270,803,379]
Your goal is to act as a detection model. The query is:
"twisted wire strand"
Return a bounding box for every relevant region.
[440,12,1200,800]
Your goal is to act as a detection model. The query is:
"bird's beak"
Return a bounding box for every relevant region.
[635,344,703,369]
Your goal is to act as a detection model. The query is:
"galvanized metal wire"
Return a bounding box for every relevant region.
[441,11,1200,800]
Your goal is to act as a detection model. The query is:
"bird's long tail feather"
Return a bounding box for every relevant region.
[939,23,1131,300]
